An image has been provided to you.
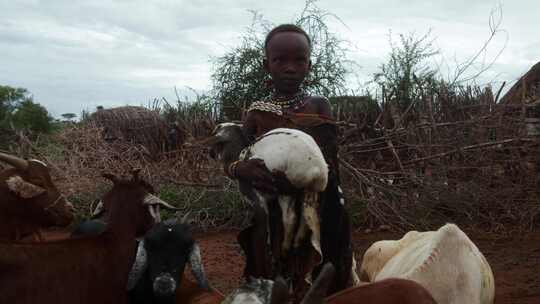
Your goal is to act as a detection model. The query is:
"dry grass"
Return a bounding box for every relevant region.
[21,124,246,230]
[338,86,540,232]
[6,87,540,233]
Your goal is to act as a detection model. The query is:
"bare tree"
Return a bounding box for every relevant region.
[447,3,508,86]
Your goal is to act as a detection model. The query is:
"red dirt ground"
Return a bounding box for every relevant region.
[36,227,540,303]
[193,229,540,304]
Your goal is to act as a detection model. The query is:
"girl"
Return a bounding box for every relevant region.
[225,24,356,299]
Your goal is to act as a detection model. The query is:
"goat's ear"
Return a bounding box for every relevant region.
[91,200,105,218]
[300,263,335,304]
[127,240,148,291]
[26,159,51,180]
[6,175,46,199]
[270,277,289,304]
[189,244,210,290]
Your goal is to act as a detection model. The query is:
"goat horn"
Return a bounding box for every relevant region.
[180,211,191,224]
[143,194,180,210]
[300,263,336,304]
[0,152,29,170]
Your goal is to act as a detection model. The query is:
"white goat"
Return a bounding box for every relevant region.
[360,223,495,304]
[205,123,328,261]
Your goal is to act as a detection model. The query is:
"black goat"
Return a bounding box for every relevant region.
[128,217,209,304]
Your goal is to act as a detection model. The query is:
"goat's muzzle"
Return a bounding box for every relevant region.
[153,273,177,297]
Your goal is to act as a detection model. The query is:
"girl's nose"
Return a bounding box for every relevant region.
[283,64,296,74]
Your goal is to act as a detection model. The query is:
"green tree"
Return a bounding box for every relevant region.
[0,85,30,128]
[373,31,439,112]
[11,99,53,134]
[211,0,352,120]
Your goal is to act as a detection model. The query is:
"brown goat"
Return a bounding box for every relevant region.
[0,171,163,304]
[305,264,437,304]
[324,280,438,304]
[0,152,74,241]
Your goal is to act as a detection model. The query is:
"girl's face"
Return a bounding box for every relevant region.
[264,31,311,96]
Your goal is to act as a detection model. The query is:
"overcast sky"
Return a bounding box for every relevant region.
[0,0,538,118]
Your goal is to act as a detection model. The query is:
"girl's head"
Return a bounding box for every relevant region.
[264,24,312,95]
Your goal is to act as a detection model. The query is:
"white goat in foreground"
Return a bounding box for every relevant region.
[360,223,495,304]
[205,123,328,262]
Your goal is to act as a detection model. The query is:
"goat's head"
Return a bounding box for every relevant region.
[0,151,74,227]
[200,123,248,163]
[132,215,209,303]
[221,263,335,304]
[221,276,288,304]
[360,230,426,282]
[100,169,180,237]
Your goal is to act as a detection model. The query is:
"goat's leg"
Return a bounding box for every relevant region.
[294,191,322,263]
[294,207,307,249]
[278,195,296,257]
[240,181,273,253]
[350,253,361,286]
[249,190,274,277]
[253,191,272,248]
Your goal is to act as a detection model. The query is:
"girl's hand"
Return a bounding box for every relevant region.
[235,159,277,193]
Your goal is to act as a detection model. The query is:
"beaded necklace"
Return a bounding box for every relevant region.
[264,89,308,111]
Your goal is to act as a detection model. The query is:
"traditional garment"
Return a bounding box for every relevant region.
[239,100,355,301]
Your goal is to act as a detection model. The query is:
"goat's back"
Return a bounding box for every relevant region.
[324,278,437,304]
[374,224,495,304]
[244,128,328,192]
[0,235,132,304]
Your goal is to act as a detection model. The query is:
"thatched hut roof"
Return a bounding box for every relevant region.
[86,106,168,156]
[500,61,540,104]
